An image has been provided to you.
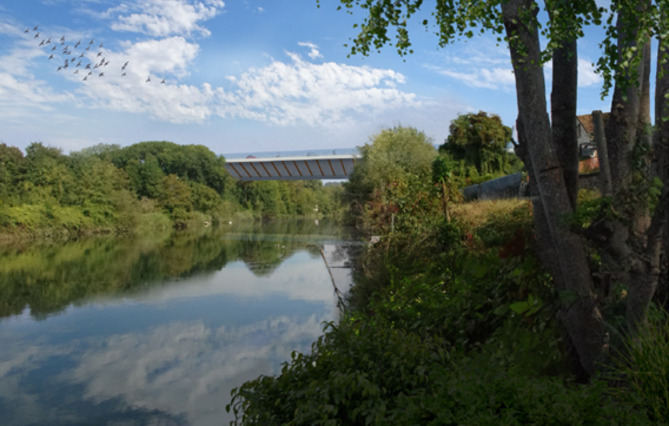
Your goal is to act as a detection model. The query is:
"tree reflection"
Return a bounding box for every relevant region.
[0,220,353,319]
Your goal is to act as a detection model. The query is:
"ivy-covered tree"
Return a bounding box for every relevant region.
[439,111,521,181]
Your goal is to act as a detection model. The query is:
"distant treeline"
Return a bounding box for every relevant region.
[0,141,345,236]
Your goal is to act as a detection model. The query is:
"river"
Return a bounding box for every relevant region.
[0,220,356,425]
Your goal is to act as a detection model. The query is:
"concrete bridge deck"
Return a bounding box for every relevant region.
[225,154,358,181]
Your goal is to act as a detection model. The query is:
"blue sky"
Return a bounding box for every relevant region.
[0,0,613,156]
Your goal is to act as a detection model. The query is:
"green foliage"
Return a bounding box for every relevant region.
[227,192,653,423]
[349,126,436,196]
[439,111,522,183]
[0,143,24,204]
[109,141,232,195]
[332,0,605,66]
[229,239,649,424]
[235,180,340,219]
[345,126,438,233]
[0,141,345,237]
[609,315,669,423]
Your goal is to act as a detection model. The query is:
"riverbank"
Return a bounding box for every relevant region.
[228,198,665,424]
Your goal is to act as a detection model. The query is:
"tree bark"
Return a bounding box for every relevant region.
[502,0,607,377]
[597,1,658,332]
[592,110,612,196]
[605,4,648,190]
[550,3,579,209]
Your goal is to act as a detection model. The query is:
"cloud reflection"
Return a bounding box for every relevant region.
[133,251,344,307]
[1,314,330,425]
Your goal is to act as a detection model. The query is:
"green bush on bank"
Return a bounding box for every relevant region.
[228,196,656,424]
[228,252,650,424]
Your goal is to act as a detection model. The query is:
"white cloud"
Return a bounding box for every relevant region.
[577,58,601,87]
[109,0,225,37]
[428,39,515,90]
[542,57,603,88]
[1,20,419,132]
[221,51,418,126]
[436,66,515,90]
[298,41,323,60]
[72,48,418,126]
[0,36,76,118]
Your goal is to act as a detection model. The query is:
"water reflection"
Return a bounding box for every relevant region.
[0,220,356,425]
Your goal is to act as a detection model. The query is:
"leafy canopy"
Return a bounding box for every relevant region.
[440,111,516,176]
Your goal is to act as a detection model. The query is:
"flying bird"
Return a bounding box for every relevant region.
[146,76,151,83]
[33,25,38,31]
[24,28,29,33]
[83,76,88,81]
[121,61,129,70]
[121,72,127,76]
[74,41,80,48]
[34,32,39,38]
[161,79,165,84]
[48,54,54,60]
[99,72,104,77]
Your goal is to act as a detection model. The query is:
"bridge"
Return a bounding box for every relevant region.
[225,154,359,181]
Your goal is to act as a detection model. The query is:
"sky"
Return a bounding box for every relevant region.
[0,0,614,157]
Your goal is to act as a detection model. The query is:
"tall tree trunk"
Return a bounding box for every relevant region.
[651,28,669,312]
[600,2,657,332]
[550,2,579,209]
[516,116,563,289]
[605,4,648,190]
[502,0,607,377]
[592,110,612,196]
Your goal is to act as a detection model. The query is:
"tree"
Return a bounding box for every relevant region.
[439,111,520,178]
[333,0,669,377]
[346,126,437,233]
[0,144,24,204]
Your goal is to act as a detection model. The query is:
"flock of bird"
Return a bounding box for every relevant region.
[26,24,165,84]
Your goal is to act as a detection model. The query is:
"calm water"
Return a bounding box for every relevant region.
[0,220,356,425]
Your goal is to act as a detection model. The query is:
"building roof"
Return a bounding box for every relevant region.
[577,113,610,135]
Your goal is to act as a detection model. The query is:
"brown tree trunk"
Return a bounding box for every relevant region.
[516,116,563,288]
[605,4,648,190]
[550,3,579,209]
[598,2,659,332]
[502,0,607,377]
[592,110,612,196]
